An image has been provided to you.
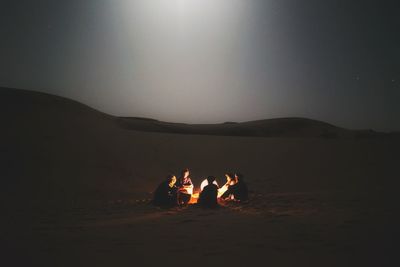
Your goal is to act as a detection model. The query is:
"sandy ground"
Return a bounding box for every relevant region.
[1,88,399,266]
[4,191,398,267]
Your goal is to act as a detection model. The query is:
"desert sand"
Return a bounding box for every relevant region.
[1,87,399,266]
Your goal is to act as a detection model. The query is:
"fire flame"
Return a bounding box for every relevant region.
[188,178,232,204]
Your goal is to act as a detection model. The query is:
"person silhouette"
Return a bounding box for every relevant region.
[153,174,178,208]
[198,176,219,208]
[217,173,236,197]
[220,173,248,201]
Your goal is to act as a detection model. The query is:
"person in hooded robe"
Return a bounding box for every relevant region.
[153,174,178,208]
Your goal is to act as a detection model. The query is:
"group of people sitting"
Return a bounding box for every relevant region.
[153,168,248,208]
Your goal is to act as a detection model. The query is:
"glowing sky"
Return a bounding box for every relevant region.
[1,0,399,130]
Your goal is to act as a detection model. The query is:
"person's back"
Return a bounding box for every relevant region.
[199,176,218,208]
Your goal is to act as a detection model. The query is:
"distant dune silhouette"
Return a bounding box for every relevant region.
[1,87,396,139]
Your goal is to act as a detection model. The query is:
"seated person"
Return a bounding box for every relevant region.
[217,173,236,198]
[198,176,219,208]
[200,177,219,191]
[220,173,248,201]
[153,175,178,207]
[176,168,194,206]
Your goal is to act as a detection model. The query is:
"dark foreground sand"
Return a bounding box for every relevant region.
[1,88,399,266]
[4,191,398,267]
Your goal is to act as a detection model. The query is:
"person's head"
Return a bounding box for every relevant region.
[235,173,244,182]
[225,173,234,182]
[166,175,177,187]
[182,168,190,178]
[207,176,216,184]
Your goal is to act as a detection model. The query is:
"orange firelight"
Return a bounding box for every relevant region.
[188,191,199,204]
[187,178,232,204]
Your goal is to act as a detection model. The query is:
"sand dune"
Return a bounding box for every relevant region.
[117,116,350,138]
[1,87,399,266]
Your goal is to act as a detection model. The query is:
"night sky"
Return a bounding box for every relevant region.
[1,0,399,131]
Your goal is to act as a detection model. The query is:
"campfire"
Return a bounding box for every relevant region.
[188,178,230,204]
